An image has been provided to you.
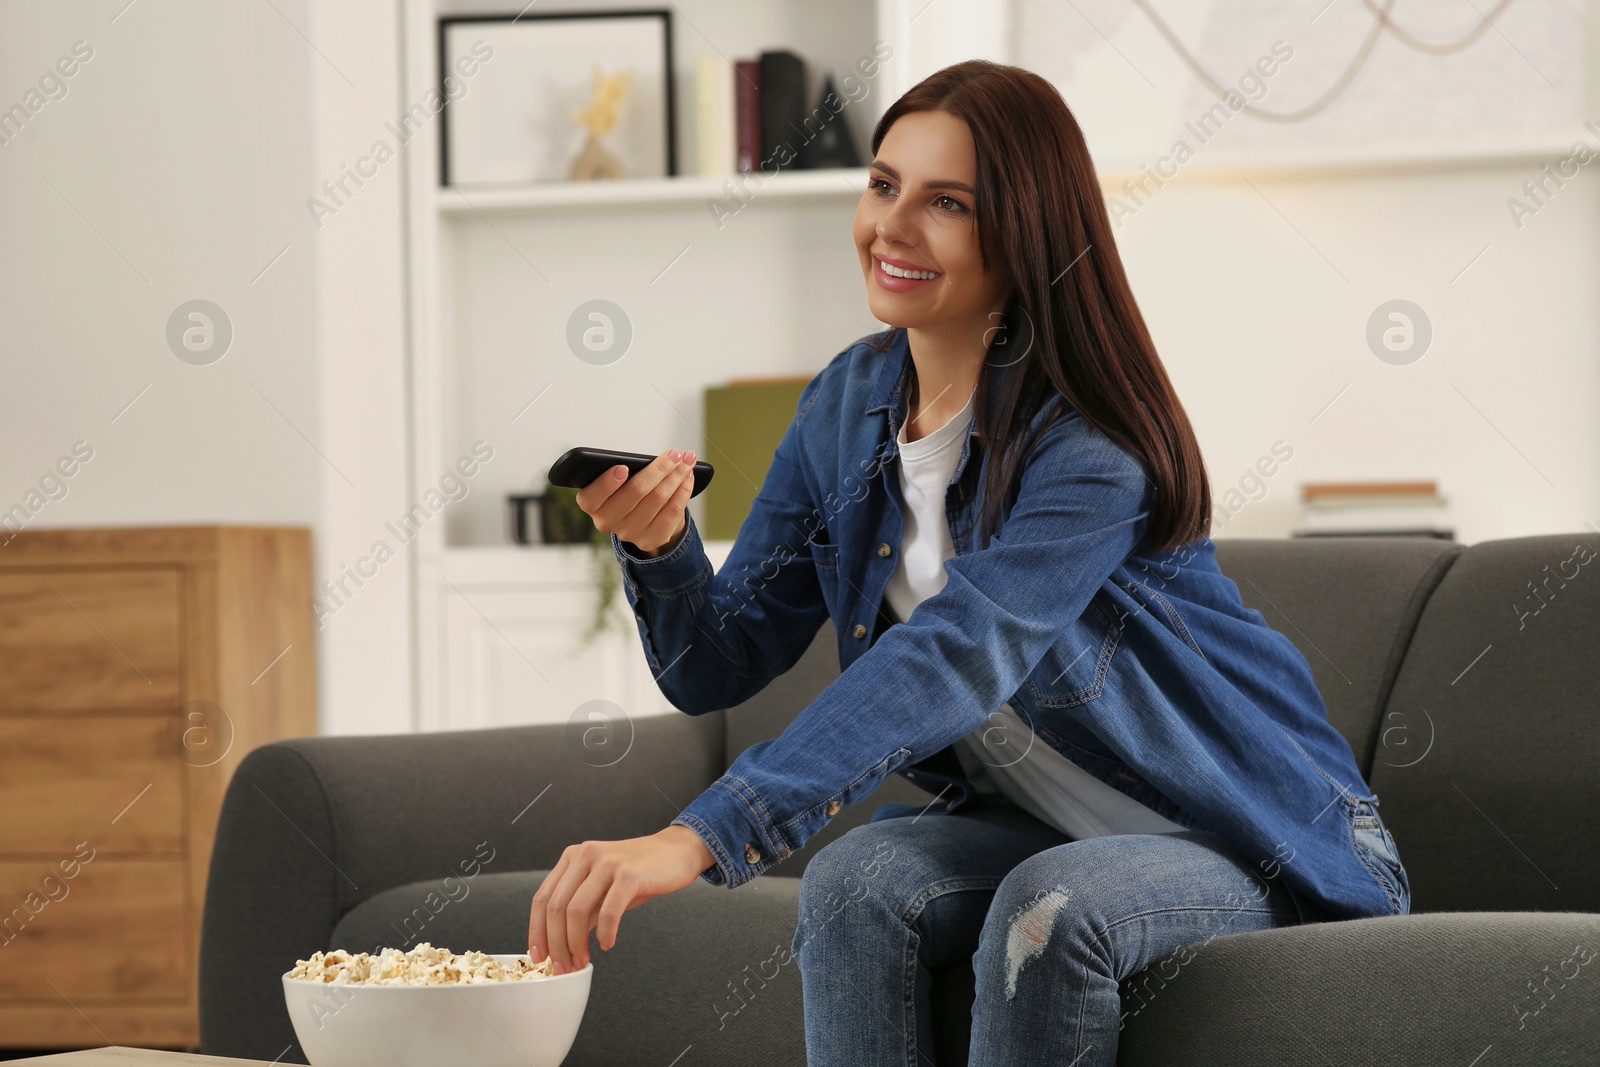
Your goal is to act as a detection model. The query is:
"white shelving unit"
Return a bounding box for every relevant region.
[395,0,1570,736]
[398,0,983,732]
[435,167,873,213]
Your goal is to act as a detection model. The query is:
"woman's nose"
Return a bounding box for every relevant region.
[875,204,919,246]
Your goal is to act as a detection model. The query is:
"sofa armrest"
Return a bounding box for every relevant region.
[198,713,723,1060]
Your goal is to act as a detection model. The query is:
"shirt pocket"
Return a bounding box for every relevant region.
[1023,590,1125,708]
[807,539,839,571]
[807,539,839,622]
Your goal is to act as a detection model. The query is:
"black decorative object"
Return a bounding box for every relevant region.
[798,73,861,169]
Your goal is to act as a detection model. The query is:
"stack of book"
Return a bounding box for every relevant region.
[694,50,861,177]
[1294,480,1453,540]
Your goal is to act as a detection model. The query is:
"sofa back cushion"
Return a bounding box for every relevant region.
[1207,537,1461,776]
[1368,532,1600,913]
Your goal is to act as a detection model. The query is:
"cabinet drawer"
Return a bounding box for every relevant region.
[0,569,183,708]
[0,716,184,854]
[0,858,187,1000]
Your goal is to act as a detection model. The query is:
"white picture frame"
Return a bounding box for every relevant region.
[440,10,675,187]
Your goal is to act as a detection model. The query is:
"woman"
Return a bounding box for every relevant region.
[528,59,1409,1064]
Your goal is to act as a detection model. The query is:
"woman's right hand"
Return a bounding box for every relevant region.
[577,449,697,558]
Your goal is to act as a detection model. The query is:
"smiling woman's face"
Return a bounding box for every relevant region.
[853,109,1010,334]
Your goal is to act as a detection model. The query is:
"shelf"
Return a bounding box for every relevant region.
[432,143,1557,219]
[441,541,737,584]
[435,167,871,214]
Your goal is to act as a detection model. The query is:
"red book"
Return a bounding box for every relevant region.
[735,58,760,173]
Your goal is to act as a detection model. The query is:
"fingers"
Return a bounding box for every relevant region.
[534,849,585,974]
[589,450,695,535]
[549,847,615,973]
[626,452,693,533]
[527,851,570,963]
[596,877,633,952]
[544,862,578,974]
[580,451,672,518]
[643,465,694,547]
[527,839,683,980]
[564,872,608,971]
[574,462,631,512]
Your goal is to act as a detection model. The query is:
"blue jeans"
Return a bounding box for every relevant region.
[791,797,1332,1066]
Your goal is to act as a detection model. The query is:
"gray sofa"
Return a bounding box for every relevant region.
[199,533,1600,1065]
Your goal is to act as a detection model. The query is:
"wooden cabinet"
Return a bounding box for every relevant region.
[0,526,316,1048]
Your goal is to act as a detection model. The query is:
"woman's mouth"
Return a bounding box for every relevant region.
[874,254,942,292]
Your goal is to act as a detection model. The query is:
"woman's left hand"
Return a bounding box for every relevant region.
[527,824,714,974]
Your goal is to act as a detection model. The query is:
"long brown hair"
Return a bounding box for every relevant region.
[868,59,1210,555]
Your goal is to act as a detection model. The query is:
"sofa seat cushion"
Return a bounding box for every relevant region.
[1117,911,1600,1065]
[328,877,1599,1065]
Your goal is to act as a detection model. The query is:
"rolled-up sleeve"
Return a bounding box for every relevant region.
[672,404,1153,888]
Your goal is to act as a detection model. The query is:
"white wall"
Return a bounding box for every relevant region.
[0,0,414,737]
[0,2,319,533]
[1115,162,1600,543]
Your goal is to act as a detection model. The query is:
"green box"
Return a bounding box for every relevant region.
[702,377,810,541]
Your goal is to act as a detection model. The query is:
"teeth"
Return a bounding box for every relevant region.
[879,259,939,281]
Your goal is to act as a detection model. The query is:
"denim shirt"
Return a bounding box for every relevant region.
[612,327,1409,922]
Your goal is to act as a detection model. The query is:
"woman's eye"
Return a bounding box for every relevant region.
[865,178,965,214]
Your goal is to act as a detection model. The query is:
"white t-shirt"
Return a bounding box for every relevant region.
[881,384,1187,840]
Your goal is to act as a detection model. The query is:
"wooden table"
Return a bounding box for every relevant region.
[8,1049,284,1065]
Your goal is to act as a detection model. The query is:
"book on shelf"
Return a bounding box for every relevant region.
[758,50,805,169]
[697,50,861,177]
[1292,479,1454,539]
[695,55,735,176]
[735,58,760,174]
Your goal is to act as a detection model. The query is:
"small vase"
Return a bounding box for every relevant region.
[569,132,623,181]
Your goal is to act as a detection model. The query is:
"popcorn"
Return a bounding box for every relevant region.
[287,942,554,985]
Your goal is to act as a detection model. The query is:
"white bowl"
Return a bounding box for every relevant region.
[282,954,592,1067]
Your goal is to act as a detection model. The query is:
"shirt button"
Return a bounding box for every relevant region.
[744,842,761,864]
[877,542,892,557]
[852,623,867,638]
[824,798,841,816]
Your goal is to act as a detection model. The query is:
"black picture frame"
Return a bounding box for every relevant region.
[438,9,676,187]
